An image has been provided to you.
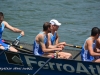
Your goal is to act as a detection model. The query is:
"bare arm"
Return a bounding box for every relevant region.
[39,34,62,52]
[47,33,57,48]
[87,40,100,56]
[48,33,66,49]
[96,38,100,48]
[55,33,59,44]
[3,21,24,36]
[95,48,100,53]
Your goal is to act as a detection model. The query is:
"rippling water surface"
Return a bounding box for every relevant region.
[0,0,100,50]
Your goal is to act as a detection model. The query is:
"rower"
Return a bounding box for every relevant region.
[47,19,72,59]
[81,27,100,63]
[33,22,62,57]
[0,12,24,52]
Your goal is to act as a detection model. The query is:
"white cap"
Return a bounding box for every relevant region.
[50,19,61,26]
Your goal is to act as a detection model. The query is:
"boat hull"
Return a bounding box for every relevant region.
[0,50,100,75]
[0,40,100,75]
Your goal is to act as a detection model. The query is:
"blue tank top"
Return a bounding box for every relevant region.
[0,22,5,39]
[50,31,57,45]
[81,37,96,61]
[33,31,48,56]
[0,22,10,50]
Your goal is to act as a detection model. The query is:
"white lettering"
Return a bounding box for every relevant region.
[96,65,100,75]
[56,63,62,71]
[76,63,91,75]
[38,61,49,69]
[49,62,55,70]
[0,67,12,71]
[24,56,37,67]
[13,67,21,70]
[24,55,99,75]
[88,65,97,75]
[63,64,75,73]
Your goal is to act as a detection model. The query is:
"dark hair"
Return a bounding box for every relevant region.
[0,12,4,18]
[43,22,51,31]
[0,12,4,20]
[91,27,100,36]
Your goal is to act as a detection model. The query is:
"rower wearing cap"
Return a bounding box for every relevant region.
[47,19,72,59]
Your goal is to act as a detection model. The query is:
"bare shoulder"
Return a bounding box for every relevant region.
[2,21,8,25]
[86,39,93,45]
[48,33,51,37]
[2,21,11,27]
[97,37,100,41]
[36,33,44,41]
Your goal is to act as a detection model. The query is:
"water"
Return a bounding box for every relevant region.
[0,0,100,75]
[0,0,100,50]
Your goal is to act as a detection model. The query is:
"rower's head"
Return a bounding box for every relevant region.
[0,12,4,23]
[43,22,51,32]
[50,19,61,31]
[91,27,100,39]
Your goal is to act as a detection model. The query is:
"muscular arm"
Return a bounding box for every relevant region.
[87,40,100,56]
[47,33,58,48]
[39,34,62,52]
[96,38,100,49]
[48,33,66,49]
[55,33,59,44]
[3,21,24,36]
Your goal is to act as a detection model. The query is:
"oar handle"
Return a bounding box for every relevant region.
[12,34,22,45]
[16,34,22,40]
[65,44,82,49]
[75,46,82,49]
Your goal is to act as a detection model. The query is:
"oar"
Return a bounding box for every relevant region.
[4,36,32,53]
[4,41,32,53]
[65,44,82,49]
[13,45,33,53]
[65,44,82,59]
[33,44,82,75]
[0,50,5,55]
[12,34,22,45]
[33,55,54,75]
[73,51,81,59]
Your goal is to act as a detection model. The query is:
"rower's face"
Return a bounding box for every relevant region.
[48,25,51,32]
[0,16,4,23]
[96,34,100,39]
[53,25,59,31]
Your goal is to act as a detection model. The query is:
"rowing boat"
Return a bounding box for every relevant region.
[0,39,100,75]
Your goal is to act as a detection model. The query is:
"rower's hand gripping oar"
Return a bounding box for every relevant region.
[12,34,22,46]
[11,35,32,53]
[65,44,82,49]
